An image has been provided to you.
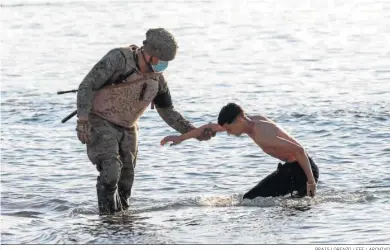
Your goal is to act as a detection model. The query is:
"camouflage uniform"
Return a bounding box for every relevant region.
[76,28,197,215]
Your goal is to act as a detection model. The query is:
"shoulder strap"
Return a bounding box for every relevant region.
[111,49,136,85]
[102,48,137,87]
[112,68,136,85]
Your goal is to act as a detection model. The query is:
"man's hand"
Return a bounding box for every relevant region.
[196,125,216,141]
[307,180,317,197]
[76,117,92,144]
[161,135,183,146]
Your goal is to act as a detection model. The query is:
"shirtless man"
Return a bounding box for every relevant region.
[160,103,319,198]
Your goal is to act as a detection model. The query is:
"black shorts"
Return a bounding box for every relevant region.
[243,157,320,199]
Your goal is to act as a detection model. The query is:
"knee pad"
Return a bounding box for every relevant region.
[100,157,122,189]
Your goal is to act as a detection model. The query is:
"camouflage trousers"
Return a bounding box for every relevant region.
[87,113,138,215]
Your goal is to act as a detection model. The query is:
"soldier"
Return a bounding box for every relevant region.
[76,28,214,215]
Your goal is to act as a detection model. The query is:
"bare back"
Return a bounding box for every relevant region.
[248,115,302,162]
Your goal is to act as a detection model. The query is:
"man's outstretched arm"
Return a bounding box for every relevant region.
[160,123,224,146]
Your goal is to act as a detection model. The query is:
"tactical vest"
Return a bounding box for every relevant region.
[91,46,162,128]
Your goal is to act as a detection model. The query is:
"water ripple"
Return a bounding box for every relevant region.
[1,0,390,244]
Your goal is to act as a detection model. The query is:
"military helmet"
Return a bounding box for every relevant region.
[143,28,178,61]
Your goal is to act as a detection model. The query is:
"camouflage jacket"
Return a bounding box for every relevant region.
[77,45,195,133]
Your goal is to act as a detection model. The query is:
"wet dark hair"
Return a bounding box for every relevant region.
[218,103,244,126]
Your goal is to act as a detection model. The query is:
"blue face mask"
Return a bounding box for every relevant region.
[151,60,168,73]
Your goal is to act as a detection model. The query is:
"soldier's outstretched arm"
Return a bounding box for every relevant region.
[155,97,196,135]
[156,104,216,141]
[153,75,195,134]
[153,76,215,140]
[157,105,197,134]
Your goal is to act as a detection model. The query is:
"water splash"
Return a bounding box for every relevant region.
[129,190,380,214]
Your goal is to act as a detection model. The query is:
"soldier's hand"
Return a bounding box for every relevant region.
[196,124,216,141]
[76,118,92,144]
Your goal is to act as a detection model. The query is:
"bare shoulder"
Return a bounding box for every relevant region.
[249,115,273,122]
[252,118,279,139]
